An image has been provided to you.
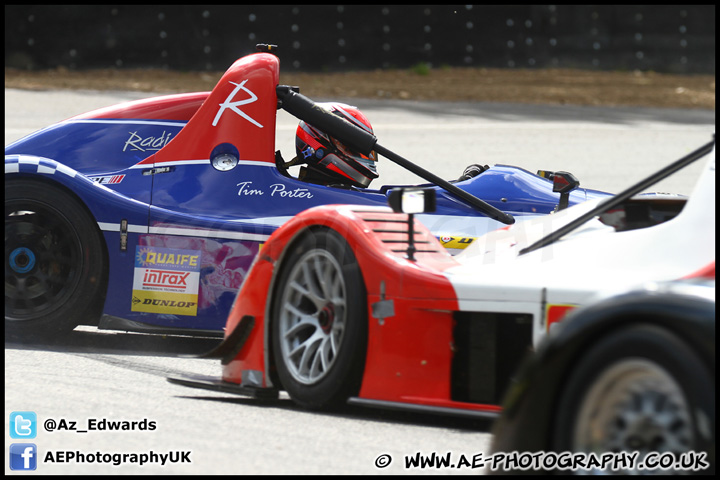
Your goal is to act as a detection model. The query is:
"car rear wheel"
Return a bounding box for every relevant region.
[271,228,367,409]
[554,324,714,474]
[5,180,106,338]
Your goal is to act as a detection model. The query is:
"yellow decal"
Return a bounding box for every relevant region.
[437,235,476,250]
[132,246,201,316]
[143,251,199,267]
[132,291,198,316]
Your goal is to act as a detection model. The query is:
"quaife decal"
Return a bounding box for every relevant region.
[131,246,201,316]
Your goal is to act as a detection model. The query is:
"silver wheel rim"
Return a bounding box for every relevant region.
[277,248,347,385]
[573,358,693,474]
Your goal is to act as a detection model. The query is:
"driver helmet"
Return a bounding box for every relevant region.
[294,103,378,187]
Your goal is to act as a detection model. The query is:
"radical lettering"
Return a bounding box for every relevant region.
[123,131,174,152]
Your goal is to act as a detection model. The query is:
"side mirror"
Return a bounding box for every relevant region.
[538,170,580,211]
[551,171,580,194]
[387,188,436,261]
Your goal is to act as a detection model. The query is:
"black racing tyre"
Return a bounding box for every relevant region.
[5,179,107,338]
[271,228,368,410]
[554,324,714,475]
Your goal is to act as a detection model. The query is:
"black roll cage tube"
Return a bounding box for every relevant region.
[276,85,515,225]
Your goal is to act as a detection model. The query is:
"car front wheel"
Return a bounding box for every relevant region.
[271,228,368,410]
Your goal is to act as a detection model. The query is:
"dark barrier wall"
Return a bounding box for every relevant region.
[4,5,715,74]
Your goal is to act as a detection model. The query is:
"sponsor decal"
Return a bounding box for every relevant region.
[131,294,199,315]
[123,130,174,152]
[89,174,126,185]
[437,236,475,250]
[236,181,314,199]
[213,80,263,128]
[132,246,201,316]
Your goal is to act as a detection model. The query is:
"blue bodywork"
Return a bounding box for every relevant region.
[5,54,609,335]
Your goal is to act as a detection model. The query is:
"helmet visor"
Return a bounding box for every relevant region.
[330,137,378,176]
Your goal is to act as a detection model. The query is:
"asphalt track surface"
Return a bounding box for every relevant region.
[4,89,715,474]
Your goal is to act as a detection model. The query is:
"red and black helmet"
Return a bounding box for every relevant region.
[295,103,378,187]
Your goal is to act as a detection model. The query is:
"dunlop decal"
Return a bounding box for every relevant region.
[132,246,201,316]
[437,235,476,250]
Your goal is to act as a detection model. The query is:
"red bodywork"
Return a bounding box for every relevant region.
[69,92,210,122]
[70,52,281,169]
[221,205,502,414]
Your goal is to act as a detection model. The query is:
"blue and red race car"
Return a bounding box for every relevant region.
[5,47,607,338]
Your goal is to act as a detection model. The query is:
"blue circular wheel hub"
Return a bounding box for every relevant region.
[9,247,36,274]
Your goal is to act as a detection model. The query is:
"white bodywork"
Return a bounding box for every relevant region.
[442,148,715,346]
